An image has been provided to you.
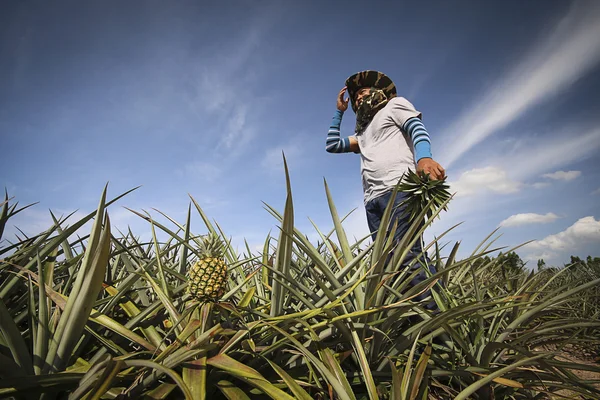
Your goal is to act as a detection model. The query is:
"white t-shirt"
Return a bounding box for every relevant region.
[353,97,422,204]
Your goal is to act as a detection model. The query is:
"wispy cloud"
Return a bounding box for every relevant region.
[261,137,306,173]
[189,14,278,158]
[429,125,600,247]
[449,166,522,197]
[506,129,600,180]
[529,170,582,190]
[1,208,90,244]
[592,188,600,195]
[445,124,600,201]
[499,212,559,228]
[220,105,252,150]
[178,161,222,182]
[542,170,581,181]
[1,201,185,248]
[440,2,600,168]
[193,28,262,114]
[532,182,551,189]
[526,216,600,252]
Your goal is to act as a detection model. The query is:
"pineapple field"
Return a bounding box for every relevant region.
[1,163,599,399]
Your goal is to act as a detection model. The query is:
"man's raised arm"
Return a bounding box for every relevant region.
[325,87,360,154]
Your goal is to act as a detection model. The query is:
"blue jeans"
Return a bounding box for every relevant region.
[365,190,436,306]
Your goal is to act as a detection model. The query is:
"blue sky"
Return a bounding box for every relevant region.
[2,0,599,267]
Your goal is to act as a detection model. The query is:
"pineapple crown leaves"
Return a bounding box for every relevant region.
[395,169,452,222]
[196,232,226,259]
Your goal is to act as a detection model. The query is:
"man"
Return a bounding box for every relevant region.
[325,70,445,303]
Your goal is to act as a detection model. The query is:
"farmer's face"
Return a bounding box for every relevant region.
[355,87,371,107]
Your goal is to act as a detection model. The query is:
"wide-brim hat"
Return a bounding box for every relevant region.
[345,70,397,113]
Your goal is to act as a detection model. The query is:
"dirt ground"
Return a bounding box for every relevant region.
[548,348,600,399]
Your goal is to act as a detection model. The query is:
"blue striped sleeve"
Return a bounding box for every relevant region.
[325,110,352,153]
[403,117,432,162]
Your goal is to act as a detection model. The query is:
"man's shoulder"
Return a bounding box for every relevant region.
[388,96,415,107]
[385,96,420,119]
[380,96,415,114]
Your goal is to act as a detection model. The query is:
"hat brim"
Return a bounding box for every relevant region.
[345,70,397,113]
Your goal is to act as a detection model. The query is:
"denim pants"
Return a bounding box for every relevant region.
[365,189,436,305]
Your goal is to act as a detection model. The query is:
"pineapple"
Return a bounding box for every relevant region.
[187,233,228,302]
[396,168,451,222]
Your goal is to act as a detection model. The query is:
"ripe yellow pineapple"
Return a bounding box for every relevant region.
[187,233,228,302]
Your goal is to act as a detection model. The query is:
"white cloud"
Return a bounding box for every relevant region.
[449,166,522,197]
[522,252,555,263]
[526,216,600,252]
[542,170,581,181]
[532,182,550,189]
[592,188,600,195]
[440,2,600,168]
[499,212,559,228]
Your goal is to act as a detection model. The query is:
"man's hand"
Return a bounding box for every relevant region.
[337,87,350,112]
[417,158,446,180]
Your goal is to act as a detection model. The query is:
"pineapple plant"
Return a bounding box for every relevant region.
[1,173,599,399]
[396,168,452,222]
[186,232,228,302]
